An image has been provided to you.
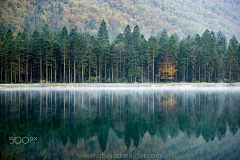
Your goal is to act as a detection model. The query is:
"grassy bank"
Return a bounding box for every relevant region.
[1,82,240,88]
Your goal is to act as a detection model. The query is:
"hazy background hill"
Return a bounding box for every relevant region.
[0,0,239,41]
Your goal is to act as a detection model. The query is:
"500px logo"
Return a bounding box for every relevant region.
[8,137,38,144]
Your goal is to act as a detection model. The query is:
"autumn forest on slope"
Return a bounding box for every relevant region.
[0,0,240,41]
[0,19,240,83]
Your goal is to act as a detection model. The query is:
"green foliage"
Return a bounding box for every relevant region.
[1,0,239,41]
[0,20,240,83]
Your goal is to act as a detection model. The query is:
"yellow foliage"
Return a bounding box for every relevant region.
[156,61,178,80]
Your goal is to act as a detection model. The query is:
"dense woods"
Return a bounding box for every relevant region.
[0,0,239,41]
[0,20,240,83]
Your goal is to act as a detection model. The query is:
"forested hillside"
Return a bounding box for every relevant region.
[0,0,240,41]
[0,20,240,83]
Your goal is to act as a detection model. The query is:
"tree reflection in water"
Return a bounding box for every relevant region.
[0,88,240,159]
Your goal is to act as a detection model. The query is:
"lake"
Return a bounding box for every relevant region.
[0,87,240,159]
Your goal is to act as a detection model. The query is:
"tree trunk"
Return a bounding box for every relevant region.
[186,59,188,82]
[230,65,232,80]
[99,58,101,82]
[55,58,57,83]
[153,57,154,83]
[15,69,16,83]
[82,63,84,83]
[192,65,194,82]
[166,59,167,83]
[135,76,136,82]
[199,66,200,82]
[96,62,98,82]
[51,63,53,83]
[120,52,121,79]
[74,59,76,83]
[26,53,28,82]
[215,69,216,82]
[0,66,2,83]
[69,59,70,83]
[89,63,91,82]
[46,60,48,82]
[79,66,81,82]
[123,56,125,78]
[40,56,42,83]
[142,63,143,83]
[112,66,113,82]
[204,66,206,82]
[105,66,106,82]
[148,61,149,83]
[11,59,12,83]
[5,69,6,83]
[19,55,21,83]
[30,65,32,83]
[64,53,65,83]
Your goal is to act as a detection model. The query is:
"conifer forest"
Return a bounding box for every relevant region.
[0,20,240,83]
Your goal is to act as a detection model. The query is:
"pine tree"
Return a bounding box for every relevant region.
[237,45,240,80]
[190,41,198,82]
[131,25,141,82]
[60,27,68,83]
[45,40,53,82]
[97,20,110,82]
[52,41,60,82]
[226,44,236,81]
[15,31,24,83]
[216,31,227,81]
[168,35,178,81]
[22,28,30,82]
[210,33,218,82]
[140,36,147,82]
[69,26,78,83]
[194,34,202,82]
[124,25,132,81]
[31,29,40,83]
[178,41,187,82]
[202,29,211,46]
[148,36,158,82]
[230,35,239,53]
[78,34,88,82]
[159,29,172,82]
[4,29,14,83]
[86,35,97,82]
[113,38,125,81]
[37,36,45,83]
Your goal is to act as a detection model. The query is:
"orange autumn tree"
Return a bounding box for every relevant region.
[156,61,178,82]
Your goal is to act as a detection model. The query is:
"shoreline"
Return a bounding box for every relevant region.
[1,82,240,88]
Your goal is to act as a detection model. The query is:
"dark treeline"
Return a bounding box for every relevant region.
[0,20,240,83]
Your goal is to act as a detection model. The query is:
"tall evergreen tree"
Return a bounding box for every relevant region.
[237,45,240,80]
[168,35,178,81]
[216,31,227,81]
[78,34,88,82]
[37,36,45,82]
[124,25,132,81]
[61,27,68,83]
[226,44,236,80]
[140,36,147,82]
[148,36,158,82]
[22,28,30,82]
[97,20,110,82]
[230,35,239,53]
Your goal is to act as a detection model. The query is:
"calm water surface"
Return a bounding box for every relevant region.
[0,87,240,160]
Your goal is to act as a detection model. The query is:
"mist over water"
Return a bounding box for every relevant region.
[1,88,240,159]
